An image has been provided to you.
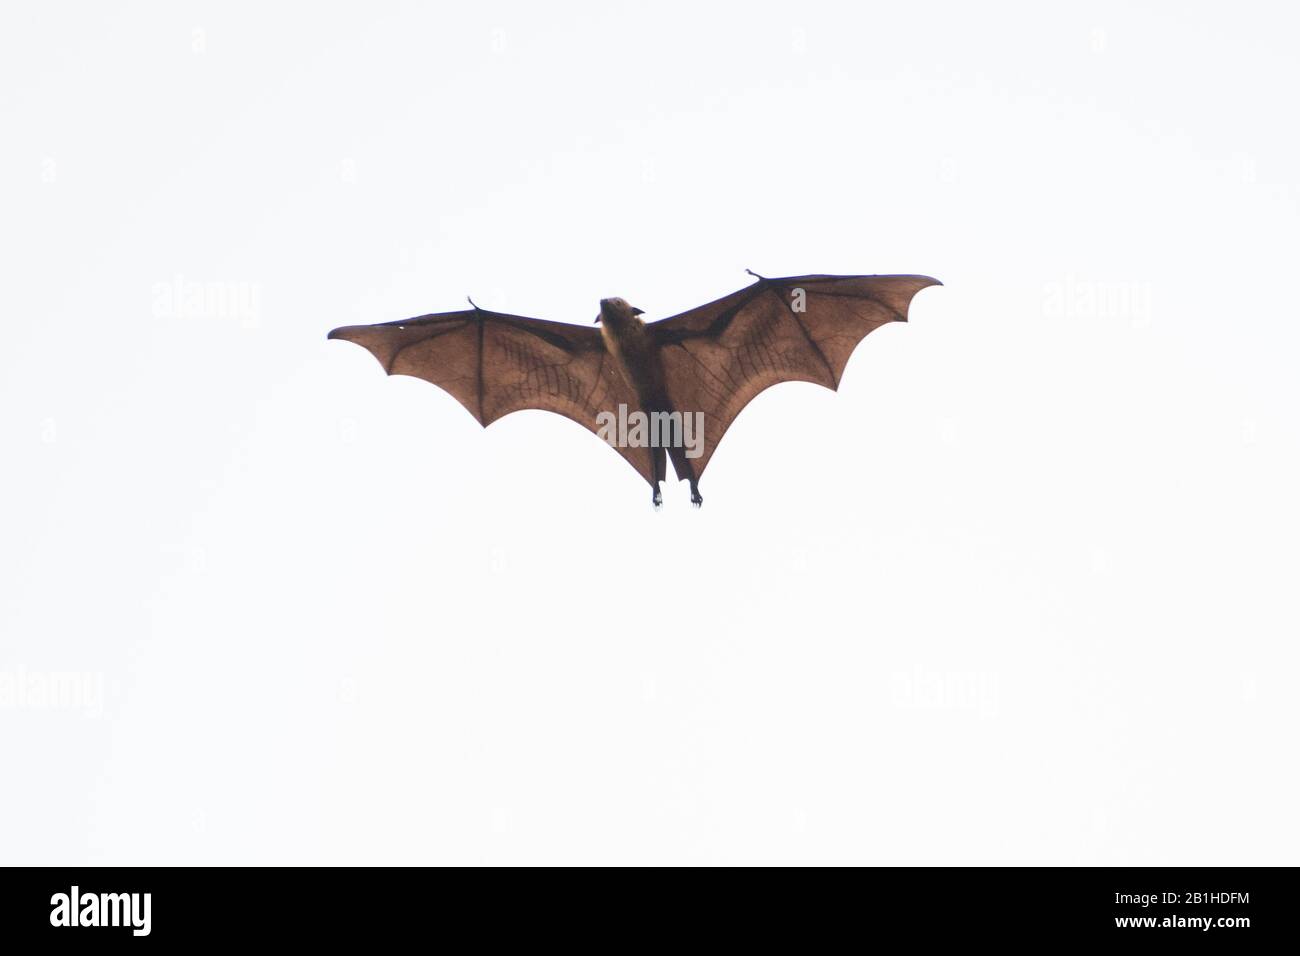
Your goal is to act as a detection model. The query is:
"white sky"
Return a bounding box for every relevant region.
[2,1,1297,864]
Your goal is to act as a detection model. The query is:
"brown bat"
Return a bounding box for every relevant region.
[328,271,940,507]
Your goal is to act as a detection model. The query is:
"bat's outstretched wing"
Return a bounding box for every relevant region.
[649,274,941,478]
[328,308,654,483]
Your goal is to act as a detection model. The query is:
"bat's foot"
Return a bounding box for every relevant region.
[652,488,663,510]
[690,484,703,509]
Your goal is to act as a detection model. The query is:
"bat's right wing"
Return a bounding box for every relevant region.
[329,308,656,484]
[649,274,941,478]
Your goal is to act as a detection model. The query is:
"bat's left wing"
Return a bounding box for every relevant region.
[328,307,656,483]
[649,273,941,478]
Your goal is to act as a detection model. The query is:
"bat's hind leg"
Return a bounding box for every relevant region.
[651,446,666,510]
[667,444,704,508]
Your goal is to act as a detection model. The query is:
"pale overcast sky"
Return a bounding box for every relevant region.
[2,1,1297,864]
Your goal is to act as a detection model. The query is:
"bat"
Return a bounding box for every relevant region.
[328,271,940,507]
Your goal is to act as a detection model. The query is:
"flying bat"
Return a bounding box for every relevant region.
[328,271,940,507]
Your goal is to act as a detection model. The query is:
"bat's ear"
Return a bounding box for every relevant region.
[631,307,644,316]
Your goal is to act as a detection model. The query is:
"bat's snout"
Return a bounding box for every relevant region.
[597,297,644,323]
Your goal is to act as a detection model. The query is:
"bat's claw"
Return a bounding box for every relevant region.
[652,488,663,510]
[690,485,703,509]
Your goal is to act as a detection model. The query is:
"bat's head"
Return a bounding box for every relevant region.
[595,297,645,324]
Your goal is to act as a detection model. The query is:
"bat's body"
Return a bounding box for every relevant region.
[598,296,699,506]
[329,272,940,507]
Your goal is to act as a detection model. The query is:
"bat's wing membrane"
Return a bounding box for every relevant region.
[649,274,940,478]
[328,309,655,483]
